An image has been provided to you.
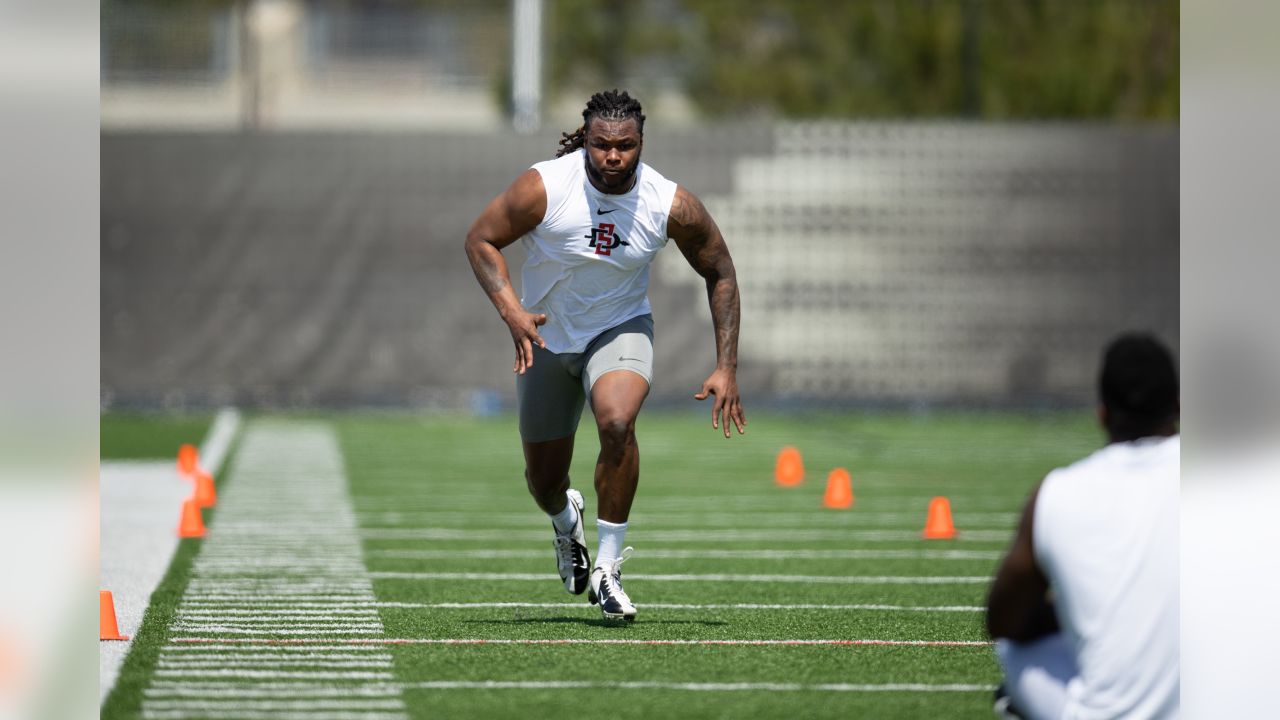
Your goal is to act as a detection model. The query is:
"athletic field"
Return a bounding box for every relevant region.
[101,410,1100,719]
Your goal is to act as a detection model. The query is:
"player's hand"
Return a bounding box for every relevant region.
[504,309,547,374]
[694,367,746,438]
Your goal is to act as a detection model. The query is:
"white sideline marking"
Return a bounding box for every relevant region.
[171,638,991,648]
[371,602,984,612]
[100,408,243,704]
[368,571,990,585]
[398,680,996,693]
[360,527,1010,542]
[140,423,407,720]
[366,548,1001,561]
[199,407,241,476]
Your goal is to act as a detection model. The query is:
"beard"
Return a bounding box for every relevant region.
[585,155,640,193]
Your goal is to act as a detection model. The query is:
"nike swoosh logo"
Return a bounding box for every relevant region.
[596,208,617,215]
[618,356,645,362]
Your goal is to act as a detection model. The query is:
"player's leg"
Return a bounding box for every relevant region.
[579,314,653,620]
[517,344,591,594]
[590,370,649,523]
[994,633,1079,720]
[522,436,575,515]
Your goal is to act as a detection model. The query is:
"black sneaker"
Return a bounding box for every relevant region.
[552,489,591,595]
[587,546,637,621]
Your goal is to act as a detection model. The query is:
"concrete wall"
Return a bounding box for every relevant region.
[101,123,1176,410]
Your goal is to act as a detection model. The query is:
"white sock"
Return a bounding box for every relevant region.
[596,519,628,568]
[549,495,578,534]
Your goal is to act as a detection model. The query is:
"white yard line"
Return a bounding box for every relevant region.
[354,494,1021,512]
[359,528,1010,542]
[142,680,994,696]
[369,601,984,612]
[170,637,991,647]
[397,680,996,693]
[365,548,1001,561]
[139,423,408,720]
[173,601,984,612]
[367,571,990,584]
[100,408,242,704]
[355,511,1018,528]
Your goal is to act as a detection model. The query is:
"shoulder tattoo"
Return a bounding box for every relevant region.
[670,188,708,233]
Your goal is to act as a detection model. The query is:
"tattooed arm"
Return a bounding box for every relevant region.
[464,169,548,374]
[668,185,746,438]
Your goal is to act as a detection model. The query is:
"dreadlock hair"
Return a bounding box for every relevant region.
[555,89,646,158]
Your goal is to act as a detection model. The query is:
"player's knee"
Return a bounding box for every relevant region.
[597,415,635,447]
[525,467,568,497]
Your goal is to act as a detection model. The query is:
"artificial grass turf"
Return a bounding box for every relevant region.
[398,684,994,720]
[387,644,996,686]
[99,410,1099,720]
[334,409,1099,719]
[100,412,214,460]
[99,427,243,720]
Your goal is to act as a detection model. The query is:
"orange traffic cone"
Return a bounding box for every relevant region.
[923,496,957,539]
[194,470,217,508]
[774,446,804,487]
[178,498,207,538]
[177,443,199,477]
[822,468,854,509]
[100,590,128,641]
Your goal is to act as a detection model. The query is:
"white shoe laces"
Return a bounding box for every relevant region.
[553,535,574,567]
[553,497,582,569]
[600,546,634,602]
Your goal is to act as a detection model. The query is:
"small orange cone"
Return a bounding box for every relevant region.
[822,468,854,509]
[774,446,804,487]
[100,590,128,641]
[194,470,217,508]
[923,496,957,539]
[178,498,207,538]
[177,443,199,477]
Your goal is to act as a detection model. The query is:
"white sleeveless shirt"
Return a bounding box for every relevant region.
[1034,435,1180,720]
[522,149,678,353]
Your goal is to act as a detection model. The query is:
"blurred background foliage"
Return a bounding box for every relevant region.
[105,0,1177,120]
[547,0,1178,120]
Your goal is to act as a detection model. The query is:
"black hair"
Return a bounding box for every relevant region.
[555,89,646,158]
[1098,333,1179,441]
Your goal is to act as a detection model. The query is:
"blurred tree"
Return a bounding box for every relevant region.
[547,0,1178,120]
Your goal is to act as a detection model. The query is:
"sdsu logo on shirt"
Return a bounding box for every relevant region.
[585,222,629,256]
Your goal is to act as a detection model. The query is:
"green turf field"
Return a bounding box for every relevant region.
[102,410,1102,719]
[101,413,213,460]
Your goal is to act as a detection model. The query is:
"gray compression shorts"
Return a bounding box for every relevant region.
[516,314,654,443]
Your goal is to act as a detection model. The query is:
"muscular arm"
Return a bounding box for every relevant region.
[668,185,745,436]
[986,483,1060,642]
[464,169,548,373]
